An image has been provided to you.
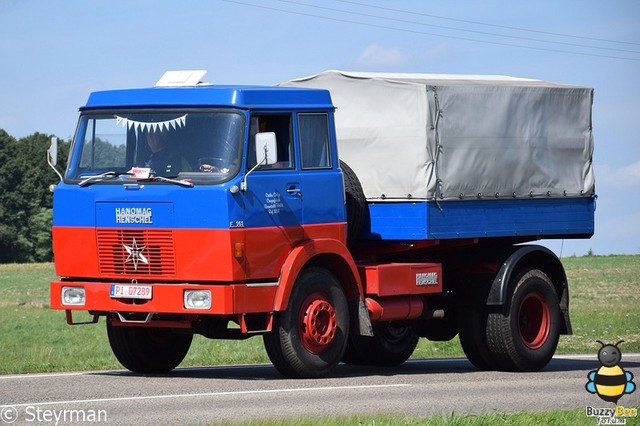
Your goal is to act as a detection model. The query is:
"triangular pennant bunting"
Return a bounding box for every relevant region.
[114,114,188,133]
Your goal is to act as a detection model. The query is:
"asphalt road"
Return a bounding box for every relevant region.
[1,355,639,425]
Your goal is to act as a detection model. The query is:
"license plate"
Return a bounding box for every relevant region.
[110,284,152,299]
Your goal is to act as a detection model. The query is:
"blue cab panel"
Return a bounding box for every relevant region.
[52,181,244,229]
[363,197,595,240]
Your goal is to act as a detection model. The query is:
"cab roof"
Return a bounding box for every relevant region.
[82,85,334,111]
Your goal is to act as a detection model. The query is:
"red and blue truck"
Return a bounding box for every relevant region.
[48,70,595,378]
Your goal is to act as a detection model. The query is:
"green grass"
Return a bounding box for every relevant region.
[0,255,638,375]
[217,409,596,426]
[558,255,640,353]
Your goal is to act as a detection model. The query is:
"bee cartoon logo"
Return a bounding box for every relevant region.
[586,340,636,404]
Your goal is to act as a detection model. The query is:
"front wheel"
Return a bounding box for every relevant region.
[263,267,349,378]
[486,268,561,372]
[106,321,192,374]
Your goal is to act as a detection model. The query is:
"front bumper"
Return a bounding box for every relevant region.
[50,280,278,315]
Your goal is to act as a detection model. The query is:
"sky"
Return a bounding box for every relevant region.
[0,0,638,256]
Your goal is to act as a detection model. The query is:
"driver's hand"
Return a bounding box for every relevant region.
[200,163,218,172]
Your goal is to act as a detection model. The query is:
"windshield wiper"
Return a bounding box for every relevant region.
[135,175,195,188]
[78,171,131,187]
[152,176,194,188]
[79,171,194,188]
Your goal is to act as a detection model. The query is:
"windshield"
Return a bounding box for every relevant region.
[67,110,244,183]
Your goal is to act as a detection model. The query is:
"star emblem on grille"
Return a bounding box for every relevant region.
[123,238,148,271]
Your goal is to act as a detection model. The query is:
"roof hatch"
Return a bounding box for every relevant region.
[155,70,208,87]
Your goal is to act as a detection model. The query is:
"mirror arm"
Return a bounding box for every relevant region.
[241,144,268,191]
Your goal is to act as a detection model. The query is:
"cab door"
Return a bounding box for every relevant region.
[296,112,345,236]
[242,113,303,279]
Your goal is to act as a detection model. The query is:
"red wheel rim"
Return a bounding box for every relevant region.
[299,292,337,354]
[518,292,550,350]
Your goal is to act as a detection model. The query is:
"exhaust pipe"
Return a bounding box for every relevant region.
[365,296,424,321]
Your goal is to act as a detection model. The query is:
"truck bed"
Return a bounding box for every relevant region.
[364,197,594,241]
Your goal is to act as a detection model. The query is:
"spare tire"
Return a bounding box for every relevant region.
[340,160,366,241]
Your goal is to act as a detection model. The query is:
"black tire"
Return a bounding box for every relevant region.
[340,161,366,241]
[421,315,458,342]
[370,323,419,367]
[340,343,368,365]
[486,269,561,372]
[263,267,349,378]
[340,299,368,366]
[458,306,497,370]
[343,323,419,367]
[107,321,192,374]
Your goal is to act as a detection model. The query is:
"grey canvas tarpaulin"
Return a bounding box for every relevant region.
[279,70,595,201]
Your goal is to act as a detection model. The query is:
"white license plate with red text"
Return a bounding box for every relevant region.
[110,284,152,299]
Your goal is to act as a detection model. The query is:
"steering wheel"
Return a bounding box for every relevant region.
[199,157,228,173]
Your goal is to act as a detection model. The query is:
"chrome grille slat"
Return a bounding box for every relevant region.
[97,229,175,276]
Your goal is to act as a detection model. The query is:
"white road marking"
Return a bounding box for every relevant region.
[0,371,86,380]
[0,384,411,408]
[0,363,270,380]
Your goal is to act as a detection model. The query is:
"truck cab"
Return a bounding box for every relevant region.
[53,79,346,284]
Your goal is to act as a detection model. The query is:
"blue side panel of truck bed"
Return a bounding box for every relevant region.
[363,197,595,240]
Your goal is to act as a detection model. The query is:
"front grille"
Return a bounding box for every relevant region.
[97,229,176,276]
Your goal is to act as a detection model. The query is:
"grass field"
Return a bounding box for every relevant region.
[0,255,638,375]
[217,409,595,426]
[0,256,637,425]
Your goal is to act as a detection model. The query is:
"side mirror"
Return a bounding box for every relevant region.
[241,132,279,192]
[48,136,58,166]
[47,136,63,183]
[255,132,277,166]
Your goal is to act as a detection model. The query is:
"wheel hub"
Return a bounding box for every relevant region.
[299,292,337,354]
[518,292,550,350]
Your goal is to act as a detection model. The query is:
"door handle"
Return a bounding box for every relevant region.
[286,186,301,196]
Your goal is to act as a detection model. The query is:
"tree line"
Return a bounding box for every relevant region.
[0,129,69,263]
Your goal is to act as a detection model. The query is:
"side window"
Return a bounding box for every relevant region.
[248,114,294,169]
[299,113,331,169]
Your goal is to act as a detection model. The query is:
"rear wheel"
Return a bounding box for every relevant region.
[458,306,497,370]
[263,267,349,378]
[106,321,192,374]
[342,323,419,367]
[486,268,560,371]
[421,311,458,342]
